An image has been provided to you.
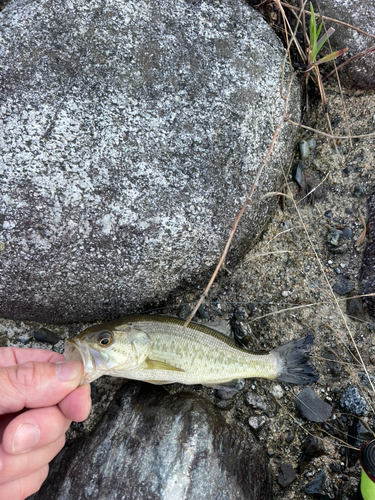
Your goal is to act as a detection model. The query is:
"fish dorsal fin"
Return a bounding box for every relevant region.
[145,359,185,372]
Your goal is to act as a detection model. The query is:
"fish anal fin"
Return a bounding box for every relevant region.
[204,379,244,393]
[144,380,174,385]
[145,359,185,372]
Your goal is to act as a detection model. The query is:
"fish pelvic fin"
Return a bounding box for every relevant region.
[145,359,185,372]
[273,334,318,385]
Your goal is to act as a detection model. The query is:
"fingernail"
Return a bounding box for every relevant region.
[12,423,40,454]
[56,360,82,382]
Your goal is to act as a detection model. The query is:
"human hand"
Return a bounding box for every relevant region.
[0,347,91,500]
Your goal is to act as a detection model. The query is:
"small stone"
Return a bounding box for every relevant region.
[17,332,33,345]
[299,436,325,473]
[327,228,342,246]
[353,185,366,198]
[295,388,332,423]
[0,334,7,347]
[34,327,61,345]
[334,268,341,274]
[307,138,317,150]
[245,392,267,412]
[277,463,296,488]
[324,210,333,218]
[342,167,350,176]
[270,384,283,399]
[285,429,294,444]
[342,226,353,239]
[215,400,234,411]
[346,297,365,319]
[248,415,266,430]
[285,198,292,207]
[345,207,353,214]
[329,462,341,474]
[281,290,289,297]
[293,161,305,187]
[340,385,369,416]
[333,279,355,295]
[196,304,210,320]
[299,140,310,160]
[304,468,335,499]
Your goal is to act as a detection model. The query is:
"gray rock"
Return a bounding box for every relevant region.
[299,436,325,473]
[0,0,300,323]
[277,463,296,488]
[29,382,273,500]
[311,0,375,89]
[299,140,309,160]
[327,228,342,246]
[248,415,267,431]
[304,468,335,500]
[340,385,369,416]
[245,391,268,412]
[341,226,353,240]
[34,327,61,345]
[295,387,332,423]
[333,278,355,295]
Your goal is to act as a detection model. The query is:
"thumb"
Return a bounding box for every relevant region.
[0,360,84,414]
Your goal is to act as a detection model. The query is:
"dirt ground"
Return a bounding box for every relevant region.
[1,83,375,499]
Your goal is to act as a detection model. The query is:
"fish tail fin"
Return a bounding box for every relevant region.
[273,334,318,385]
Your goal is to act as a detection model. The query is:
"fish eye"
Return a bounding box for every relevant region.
[97,331,113,348]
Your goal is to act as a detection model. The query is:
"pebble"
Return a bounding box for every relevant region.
[326,228,342,246]
[304,468,335,499]
[345,207,353,214]
[340,386,369,416]
[307,138,317,150]
[17,332,33,345]
[353,185,366,198]
[346,297,365,319]
[334,268,341,274]
[341,226,353,239]
[34,327,61,345]
[333,279,355,295]
[295,388,333,423]
[299,140,309,160]
[248,415,266,431]
[270,384,283,399]
[277,463,296,488]
[245,392,268,412]
[215,400,234,411]
[324,210,333,218]
[285,429,294,444]
[293,161,305,187]
[299,436,325,473]
[329,462,341,474]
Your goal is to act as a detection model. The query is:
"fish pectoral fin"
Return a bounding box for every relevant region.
[145,359,185,372]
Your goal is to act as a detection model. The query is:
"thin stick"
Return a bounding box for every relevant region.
[286,117,375,139]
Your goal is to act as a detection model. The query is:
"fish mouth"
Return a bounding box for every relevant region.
[64,339,108,384]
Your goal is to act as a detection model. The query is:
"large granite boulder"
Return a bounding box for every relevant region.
[311,0,375,89]
[0,0,300,323]
[29,382,273,500]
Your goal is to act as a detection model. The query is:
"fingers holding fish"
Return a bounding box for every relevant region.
[1,406,70,456]
[58,384,91,422]
[0,465,49,500]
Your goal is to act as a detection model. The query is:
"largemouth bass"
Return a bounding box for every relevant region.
[64,314,318,386]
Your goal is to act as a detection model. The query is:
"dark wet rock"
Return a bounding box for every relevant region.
[293,161,305,188]
[30,382,273,500]
[360,190,375,319]
[245,392,268,412]
[345,208,353,214]
[0,0,300,324]
[277,463,296,488]
[324,210,333,219]
[299,436,325,473]
[285,429,295,444]
[295,388,332,423]
[346,297,366,320]
[353,185,366,198]
[340,385,369,416]
[342,227,353,240]
[329,462,341,474]
[195,304,210,320]
[34,327,61,345]
[323,351,340,378]
[333,279,355,295]
[299,140,309,160]
[347,418,373,467]
[327,228,342,246]
[304,468,335,499]
[215,400,234,411]
[311,0,375,89]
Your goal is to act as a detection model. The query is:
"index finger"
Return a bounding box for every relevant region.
[0,347,64,368]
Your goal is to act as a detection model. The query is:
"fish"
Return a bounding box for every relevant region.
[64,314,318,387]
